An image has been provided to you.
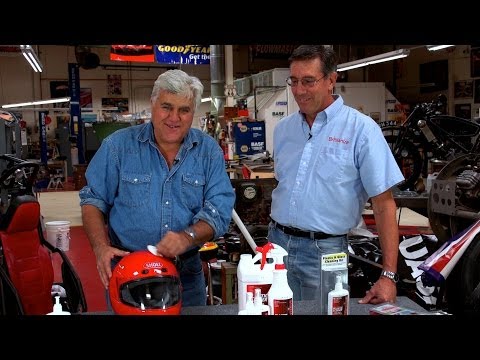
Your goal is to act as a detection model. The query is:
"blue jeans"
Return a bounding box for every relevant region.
[106,252,206,311]
[267,221,348,301]
[177,253,207,307]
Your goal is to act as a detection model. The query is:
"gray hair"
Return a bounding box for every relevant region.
[151,69,204,111]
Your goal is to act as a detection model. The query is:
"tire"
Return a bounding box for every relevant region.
[445,233,480,314]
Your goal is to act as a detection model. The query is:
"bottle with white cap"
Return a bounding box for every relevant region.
[47,295,71,315]
[254,287,270,315]
[327,273,349,315]
[267,247,293,315]
[245,291,261,315]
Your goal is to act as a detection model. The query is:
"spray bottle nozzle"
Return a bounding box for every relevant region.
[256,242,275,270]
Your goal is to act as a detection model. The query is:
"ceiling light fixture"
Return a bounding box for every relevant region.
[426,45,455,51]
[337,48,410,72]
[20,45,43,73]
[1,97,70,109]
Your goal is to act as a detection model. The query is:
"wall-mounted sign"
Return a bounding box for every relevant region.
[155,45,210,65]
[250,45,296,59]
[110,45,154,62]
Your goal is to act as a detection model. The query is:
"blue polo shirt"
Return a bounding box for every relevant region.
[271,95,404,235]
[79,122,235,251]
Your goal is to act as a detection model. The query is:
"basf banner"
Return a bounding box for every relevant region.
[154,45,210,65]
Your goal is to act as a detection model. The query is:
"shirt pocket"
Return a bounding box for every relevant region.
[315,146,348,182]
[119,172,151,207]
[181,173,206,210]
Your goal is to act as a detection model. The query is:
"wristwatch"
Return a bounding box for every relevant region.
[183,226,197,244]
[380,269,399,283]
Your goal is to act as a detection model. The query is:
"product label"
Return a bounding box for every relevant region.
[321,252,348,271]
[331,296,348,315]
[273,298,293,315]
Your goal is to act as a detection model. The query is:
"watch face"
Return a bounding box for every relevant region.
[381,270,399,283]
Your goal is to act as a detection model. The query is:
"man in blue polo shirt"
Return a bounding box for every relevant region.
[268,45,404,305]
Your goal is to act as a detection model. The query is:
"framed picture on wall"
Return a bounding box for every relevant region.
[455,103,471,119]
[475,79,480,104]
[454,80,473,98]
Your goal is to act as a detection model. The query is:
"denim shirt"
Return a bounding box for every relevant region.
[79,122,235,251]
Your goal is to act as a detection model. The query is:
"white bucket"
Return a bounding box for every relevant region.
[45,221,71,251]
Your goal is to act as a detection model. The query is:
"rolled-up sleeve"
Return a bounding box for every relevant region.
[193,146,235,239]
[78,137,120,215]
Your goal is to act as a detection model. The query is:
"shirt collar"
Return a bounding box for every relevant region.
[297,94,344,125]
[323,94,343,123]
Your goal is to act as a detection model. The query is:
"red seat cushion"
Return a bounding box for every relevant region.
[0,201,54,315]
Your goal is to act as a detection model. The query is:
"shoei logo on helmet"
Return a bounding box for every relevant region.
[144,261,163,269]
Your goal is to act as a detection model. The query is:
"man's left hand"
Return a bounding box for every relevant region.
[358,276,397,304]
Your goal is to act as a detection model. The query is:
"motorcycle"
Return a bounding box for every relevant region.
[427,153,480,313]
[0,154,40,214]
[382,94,480,191]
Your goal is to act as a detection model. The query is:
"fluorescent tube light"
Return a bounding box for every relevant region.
[1,97,70,109]
[337,48,410,72]
[201,97,212,103]
[20,45,43,72]
[426,45,455,51]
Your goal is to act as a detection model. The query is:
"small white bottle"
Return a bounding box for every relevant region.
[327,274,349,315]
[245,291,261,315]
[254,287,270,315]
[47,295,71,315]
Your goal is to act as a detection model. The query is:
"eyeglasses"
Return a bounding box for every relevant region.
[286,75,327,87]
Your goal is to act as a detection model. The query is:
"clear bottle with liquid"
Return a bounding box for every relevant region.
[327,273,349,315]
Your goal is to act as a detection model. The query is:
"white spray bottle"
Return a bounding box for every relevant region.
[267,246,292,315]
[47,295,71,315]
[327,273,349,315]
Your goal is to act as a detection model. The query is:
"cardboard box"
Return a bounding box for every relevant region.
[233,121,266,156]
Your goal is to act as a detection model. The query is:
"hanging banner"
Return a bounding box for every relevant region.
[69,63,85,164]
[110,45,155,62]
[39,111,48,164]
[154,45,210,65]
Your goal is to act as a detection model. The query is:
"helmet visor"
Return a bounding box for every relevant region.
[120,276,181,310]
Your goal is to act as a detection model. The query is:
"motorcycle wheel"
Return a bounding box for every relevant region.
[445,233,480,314]
[427,154,478,243]
[383,127,422,191]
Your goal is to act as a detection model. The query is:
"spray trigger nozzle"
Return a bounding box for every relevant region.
[256,242,274,270]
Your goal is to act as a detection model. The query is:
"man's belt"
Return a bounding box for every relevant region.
[272,220,343,240]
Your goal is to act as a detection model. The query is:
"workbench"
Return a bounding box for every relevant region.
[181,296,430,315]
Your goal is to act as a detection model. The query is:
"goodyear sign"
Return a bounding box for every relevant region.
[155,45,210,65]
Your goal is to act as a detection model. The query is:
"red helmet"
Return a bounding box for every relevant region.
[108,250,182,315]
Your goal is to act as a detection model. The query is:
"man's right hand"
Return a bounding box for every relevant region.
[93,244,130,289]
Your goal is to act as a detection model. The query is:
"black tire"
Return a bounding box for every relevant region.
[383,127,423,191]
[445,233,480,314]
